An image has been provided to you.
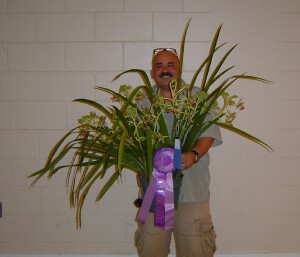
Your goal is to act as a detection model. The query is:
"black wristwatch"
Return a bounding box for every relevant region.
[191,149,200,163]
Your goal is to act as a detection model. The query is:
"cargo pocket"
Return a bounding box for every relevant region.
[199,215,217,257]
[134,223,144,253]
[134,220,172,257]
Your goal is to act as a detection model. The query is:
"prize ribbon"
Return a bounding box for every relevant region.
[136,147,175,230]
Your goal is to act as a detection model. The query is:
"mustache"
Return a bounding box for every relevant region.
[159,72,173,78]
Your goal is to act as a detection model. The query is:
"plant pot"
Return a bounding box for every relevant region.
[137,173,183,213]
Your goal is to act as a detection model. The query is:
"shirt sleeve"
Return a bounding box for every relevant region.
[200,122,222,148]
[199,104,222,148]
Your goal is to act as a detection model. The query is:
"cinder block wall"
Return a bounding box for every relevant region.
[0,0,299,254]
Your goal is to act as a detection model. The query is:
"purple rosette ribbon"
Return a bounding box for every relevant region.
[136,147,175,230]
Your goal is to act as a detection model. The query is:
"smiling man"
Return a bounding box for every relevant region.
[150,48,180,98]
[135,48,222,257]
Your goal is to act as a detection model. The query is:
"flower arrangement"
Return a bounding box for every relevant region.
[29,20,272,227]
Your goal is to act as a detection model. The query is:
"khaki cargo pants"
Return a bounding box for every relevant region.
[135,201,216,257]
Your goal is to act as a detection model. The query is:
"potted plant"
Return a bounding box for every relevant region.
[29,19,272,228]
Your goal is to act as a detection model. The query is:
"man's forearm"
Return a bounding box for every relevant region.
[181,137,215,170]
[192,137,215,158]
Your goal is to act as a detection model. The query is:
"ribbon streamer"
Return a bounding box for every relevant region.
[136,147,175,230]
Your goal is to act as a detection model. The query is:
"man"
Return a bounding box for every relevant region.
[135,48,222,257]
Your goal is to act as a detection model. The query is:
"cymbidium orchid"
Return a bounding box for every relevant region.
[29,19,272,228]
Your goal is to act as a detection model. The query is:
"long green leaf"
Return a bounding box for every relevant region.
[204,44,238,91]
[73,99,113,121]
[112,106,132,133]
[145,128,153,181]
[43,127,79,168]
[29,140,79,182]
[118,129,128,174]
[113,69,152,91]
[95,169,121,203]
[75,169,103,228]
[179,18,192,82]
[231,74,272,84]
[201,24,223,90]
[216,122,273,152]
[189,43,226,90]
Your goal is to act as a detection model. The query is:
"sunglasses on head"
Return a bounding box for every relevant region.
[152,48,178,56]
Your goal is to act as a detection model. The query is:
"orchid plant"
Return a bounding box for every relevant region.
[29,19,272,227]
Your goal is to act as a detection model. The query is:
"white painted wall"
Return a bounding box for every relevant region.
[0,0,299,255]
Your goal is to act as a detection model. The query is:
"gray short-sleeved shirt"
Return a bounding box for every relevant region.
[179,122,222,203]
[139,85,222,203]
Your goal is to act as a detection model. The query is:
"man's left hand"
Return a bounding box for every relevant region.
[181,152,196,170]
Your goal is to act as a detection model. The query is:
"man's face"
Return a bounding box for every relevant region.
[150,51,180,90]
